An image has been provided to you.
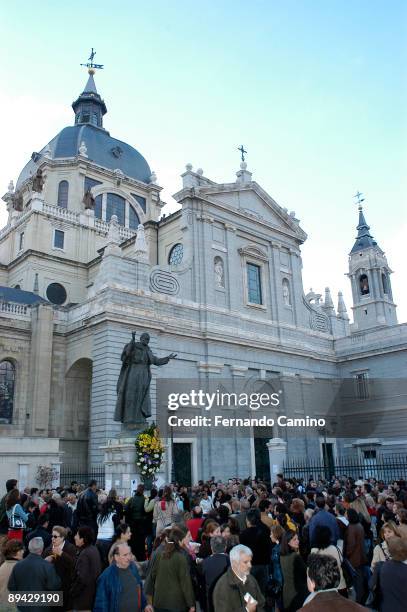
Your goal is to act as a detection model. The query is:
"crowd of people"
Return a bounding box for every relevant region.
[0,473,407,611]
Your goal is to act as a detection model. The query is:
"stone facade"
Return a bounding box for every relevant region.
[0,73,406,490]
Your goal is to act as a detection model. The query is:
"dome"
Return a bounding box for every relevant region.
[16,125,151,188]
[16,72,151,188]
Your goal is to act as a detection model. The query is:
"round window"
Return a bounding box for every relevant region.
[168,243,183,265]
[46,282,67,305]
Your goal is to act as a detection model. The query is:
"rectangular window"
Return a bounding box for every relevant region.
[18,232,24,251]
[94,194,103,219]
[363,450,376,460]
[363,449,377,479]
[54,229,65,249]
[247,263,262,305]
[355,372,369,400]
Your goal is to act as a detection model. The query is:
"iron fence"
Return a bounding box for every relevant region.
[283,454,407,482]
[59,465,105,489]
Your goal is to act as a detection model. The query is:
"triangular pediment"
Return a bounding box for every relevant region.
[192,182,307,243]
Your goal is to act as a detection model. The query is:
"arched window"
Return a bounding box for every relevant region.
[359,274,370,295]
[0,360,15,424]
[57,181,69,208]
[168,243,183,265]
[129,205,140,230]
[382,273,388,294]
[106,193,125,226]
[282,278,291,305]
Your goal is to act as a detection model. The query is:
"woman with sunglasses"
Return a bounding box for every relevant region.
[44,526,76,611]
[44,526,76,560]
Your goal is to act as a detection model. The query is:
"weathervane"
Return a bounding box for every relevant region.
[238,145,247,163]
[80,48,104,73]
[353,191,365,209]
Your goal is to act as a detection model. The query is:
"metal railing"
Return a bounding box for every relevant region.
[59,465,105,489]
[283,454,407,482]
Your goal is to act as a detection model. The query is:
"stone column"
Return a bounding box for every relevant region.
[267,438,287,481]
[270,241,283,322]
[224,224,239,311]
[90,322,127,466]
[289,248,300,326]
[28,304,54,435]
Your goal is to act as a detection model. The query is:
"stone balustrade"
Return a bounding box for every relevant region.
[0,201,137,242]
[0,300,30,319]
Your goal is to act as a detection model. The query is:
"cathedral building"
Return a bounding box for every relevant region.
[0,70,406,489]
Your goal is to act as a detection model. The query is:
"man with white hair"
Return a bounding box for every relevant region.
[213,544,265,611]
[8,537,61,611]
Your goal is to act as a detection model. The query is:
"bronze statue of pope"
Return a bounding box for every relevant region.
[114,332,176,426]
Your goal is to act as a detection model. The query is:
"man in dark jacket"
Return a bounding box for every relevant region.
[75,479,98,539]
[8,537,61,612]
[202,536,230,612]
[94,543,152,612]
[71,526,102,610]
[213,544,265,612]
[308,496,339,547]
[26,515,52,550]
[239,508,270,595]
[298,554,365,611]
[125,484,146,560]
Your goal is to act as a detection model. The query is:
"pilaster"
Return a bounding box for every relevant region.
[28,304,54,435]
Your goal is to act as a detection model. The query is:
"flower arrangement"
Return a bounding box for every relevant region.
[135,423,165,478]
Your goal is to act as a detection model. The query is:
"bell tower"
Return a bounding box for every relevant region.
[348,194,397,331]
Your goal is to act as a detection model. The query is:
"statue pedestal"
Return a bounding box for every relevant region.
[101,437,139,498]
[101,432,166,498]
[31,193,44,211]
[267,437,287,482]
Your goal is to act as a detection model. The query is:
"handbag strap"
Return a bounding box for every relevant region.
[380,543,391,561]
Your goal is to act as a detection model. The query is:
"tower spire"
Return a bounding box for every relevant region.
[347,192,397,330]
[72,49,107,128]
[350,192,378,253]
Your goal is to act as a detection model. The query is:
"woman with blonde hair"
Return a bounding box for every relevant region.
[371,521,401,570]
[350,496,371,525]
[351,495,373,557]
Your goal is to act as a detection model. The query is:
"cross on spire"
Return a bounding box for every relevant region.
[80,48,104,73]
[353,191,365,209]
[238,145,247,162]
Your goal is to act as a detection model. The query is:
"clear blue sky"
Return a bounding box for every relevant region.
[1,1,406,320]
